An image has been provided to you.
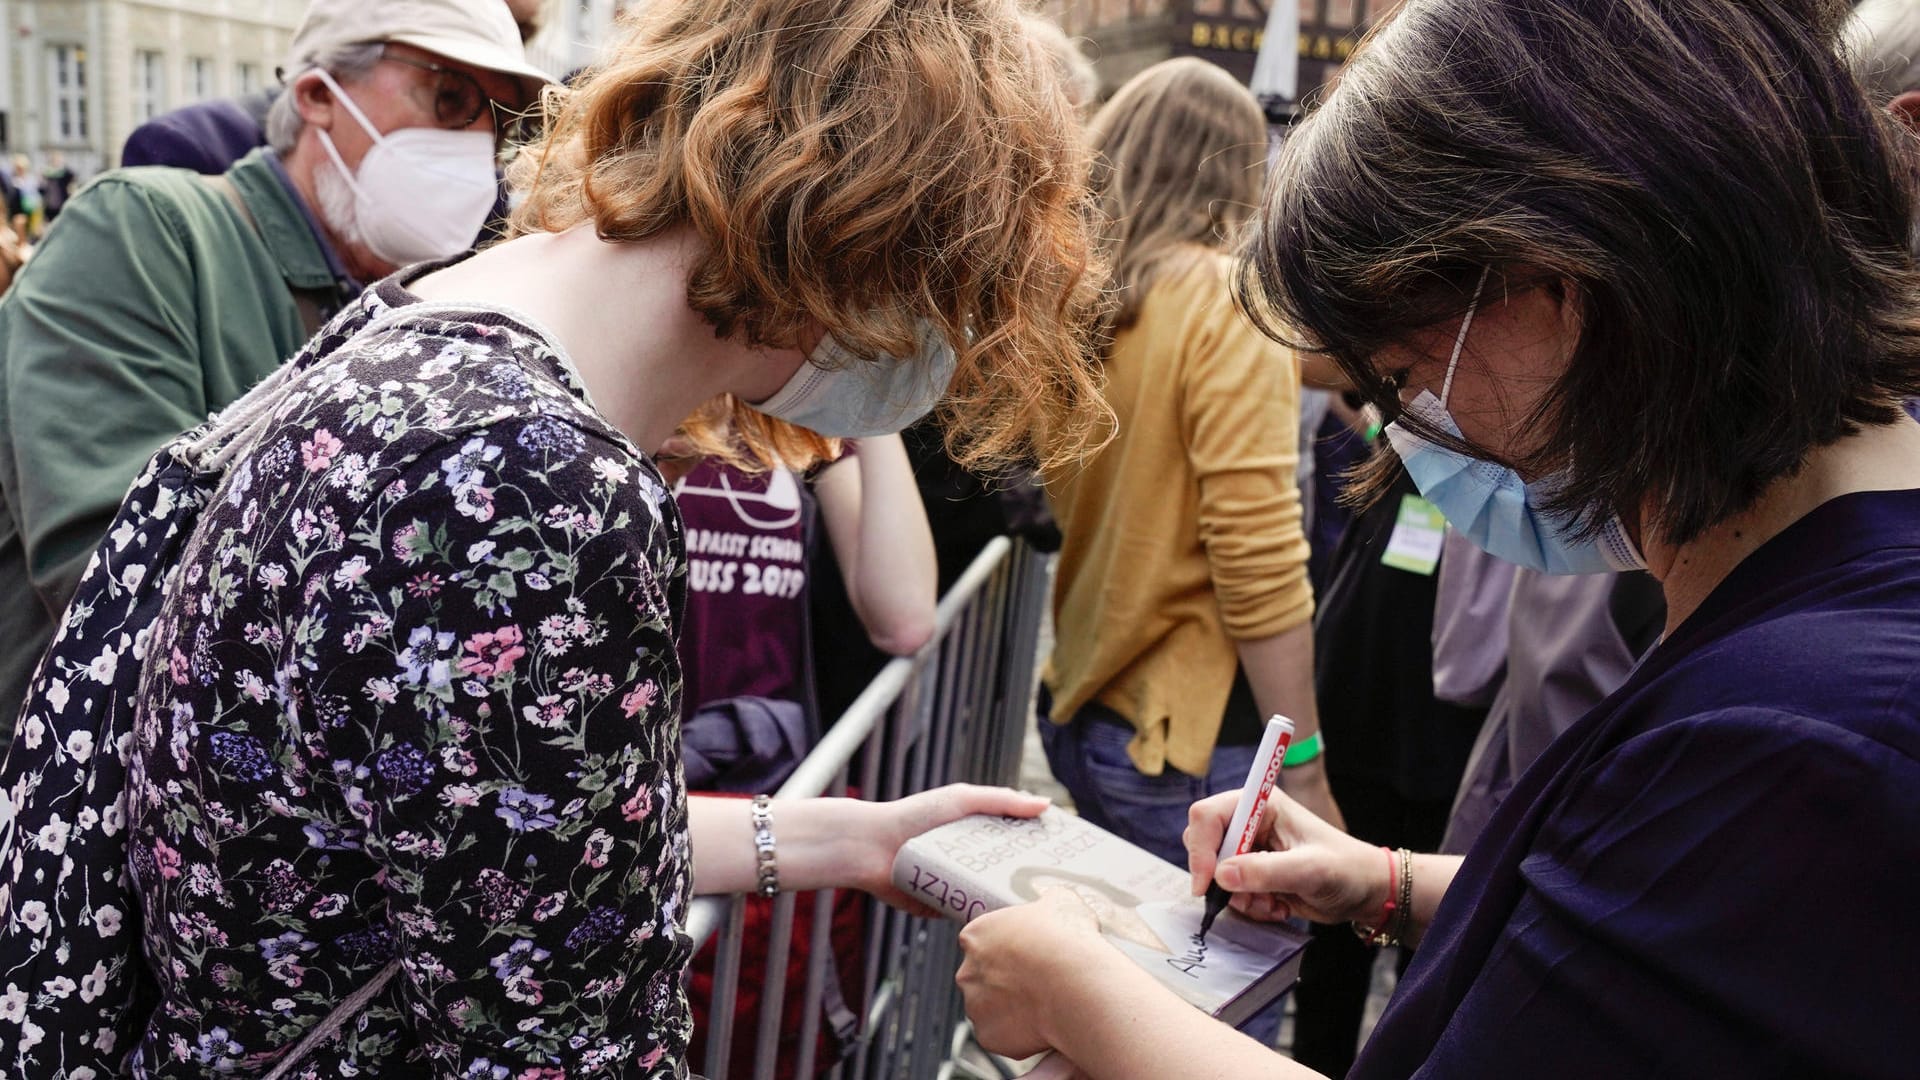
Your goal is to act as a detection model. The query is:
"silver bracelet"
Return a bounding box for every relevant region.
[750,794,779,899]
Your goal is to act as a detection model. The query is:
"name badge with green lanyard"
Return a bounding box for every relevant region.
[1382,493,1447,576]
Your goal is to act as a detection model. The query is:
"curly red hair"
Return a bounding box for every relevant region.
[510,0,1110,472]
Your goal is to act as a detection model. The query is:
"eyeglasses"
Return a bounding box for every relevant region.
[378,48,513,132]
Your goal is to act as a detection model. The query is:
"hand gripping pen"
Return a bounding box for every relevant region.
[1198,715,1295,943]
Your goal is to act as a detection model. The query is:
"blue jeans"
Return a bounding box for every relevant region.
[1038,704,1259,866]
[1038,705,1284,1046]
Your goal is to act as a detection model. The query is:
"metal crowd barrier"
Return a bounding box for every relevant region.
[685,536,1052,1080]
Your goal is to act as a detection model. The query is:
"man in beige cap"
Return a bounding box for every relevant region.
[0,0,553,737]
[122,0,551,172]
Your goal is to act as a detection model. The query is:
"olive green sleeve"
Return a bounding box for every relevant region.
[0,178,206,616]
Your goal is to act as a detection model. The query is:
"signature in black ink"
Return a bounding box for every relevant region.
[1166,931,1208,978]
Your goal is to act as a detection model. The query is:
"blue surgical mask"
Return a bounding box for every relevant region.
[1382,273,1646,575]
[751,322,956,438]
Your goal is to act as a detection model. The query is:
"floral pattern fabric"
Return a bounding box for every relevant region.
[111,279,689,1077]
[2,398,208,1080]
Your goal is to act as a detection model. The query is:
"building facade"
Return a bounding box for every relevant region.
[523,0,627,80]
[1038,0,1404,109]
[0,0,305,174]
[0,1,1397,175]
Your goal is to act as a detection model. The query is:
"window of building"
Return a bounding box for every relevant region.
[47,44,88,144]
[235,62,261,95]
[1323,0,1361,31]
[190,56,213,102]
[132,50,165,122]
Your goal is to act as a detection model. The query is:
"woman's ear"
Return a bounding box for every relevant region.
[1889,90,1920,135]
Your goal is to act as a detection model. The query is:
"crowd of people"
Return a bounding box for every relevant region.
[0,151,78,292]
[0,0,1913,1077]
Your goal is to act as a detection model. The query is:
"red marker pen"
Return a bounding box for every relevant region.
[1199,714,1295,942]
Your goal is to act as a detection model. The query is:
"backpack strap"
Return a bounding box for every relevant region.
[261,958,402,1080]
[197,172,331,340]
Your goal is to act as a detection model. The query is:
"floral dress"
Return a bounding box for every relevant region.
[126,276,692,1077]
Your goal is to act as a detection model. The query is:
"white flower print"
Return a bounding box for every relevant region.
[78,962,107,1003]
[225,458,253,507]
[590,457,629,485]
[331,555,371,588]
[5,292,692,1078]
[85,645,118,685]
[18,900,49,933]
[453,483,495,522]
[0,984,26,1023]
[35,814,70,854]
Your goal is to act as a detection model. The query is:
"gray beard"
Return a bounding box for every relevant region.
[313,162,366,257]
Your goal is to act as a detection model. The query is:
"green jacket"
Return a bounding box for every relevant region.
[0,148,353,736]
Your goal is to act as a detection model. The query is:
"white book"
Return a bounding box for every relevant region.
[893,807,1308,1040]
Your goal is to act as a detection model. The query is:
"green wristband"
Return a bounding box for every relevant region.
[1283,729,1325,767]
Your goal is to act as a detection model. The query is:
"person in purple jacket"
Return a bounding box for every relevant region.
[674,435,936,718]
[955,1,1920,1077]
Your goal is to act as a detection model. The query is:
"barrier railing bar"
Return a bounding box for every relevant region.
[963,578,1004,778]
[793,881,835,1079]
[917,624,963,794]
[703,896,750,1079]
[780,536,1013,801]
[852,724,887,1078]
[681,538,1014,946]
[875,678,924,1070]
[790,766,848,1080]
[680,536,1038,1079]
[751,889,800,1080]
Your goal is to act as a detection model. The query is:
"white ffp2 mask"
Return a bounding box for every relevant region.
[312,69,497,267]
[751,322,957,438]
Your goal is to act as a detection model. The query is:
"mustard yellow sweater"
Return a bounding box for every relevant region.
[1044,254,1313,778]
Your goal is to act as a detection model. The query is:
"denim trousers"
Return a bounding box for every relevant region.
[1038,705,1285,1046]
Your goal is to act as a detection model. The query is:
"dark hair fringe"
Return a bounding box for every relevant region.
[1238,0,1920,546]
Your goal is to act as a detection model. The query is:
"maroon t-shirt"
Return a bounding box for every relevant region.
[673,459,818,709]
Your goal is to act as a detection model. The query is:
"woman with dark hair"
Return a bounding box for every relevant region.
[955,1,1920,1076]
[0,0,1103,1075]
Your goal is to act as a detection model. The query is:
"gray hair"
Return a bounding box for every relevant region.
[264,42,387,155]
[1849,0,1920,102]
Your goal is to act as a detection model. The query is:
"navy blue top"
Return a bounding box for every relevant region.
[1353,488,1920,1080]
[120,95,271,175]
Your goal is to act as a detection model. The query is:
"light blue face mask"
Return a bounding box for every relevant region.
[1382,273,1647,575]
